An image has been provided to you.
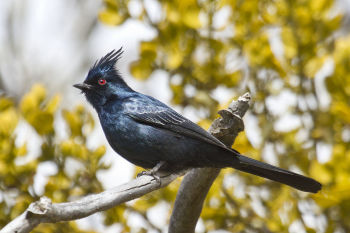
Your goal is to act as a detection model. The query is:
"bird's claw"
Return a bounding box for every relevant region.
[136,170,148,178]
[136,161,166,186]
[137,170,162,187]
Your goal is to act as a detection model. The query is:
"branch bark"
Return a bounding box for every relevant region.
[1,93,250,233]
[169,92,251,233]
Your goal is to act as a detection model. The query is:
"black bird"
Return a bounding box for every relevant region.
[74,48,322,193]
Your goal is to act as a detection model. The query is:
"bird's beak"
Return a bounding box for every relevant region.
[73,83,93,91]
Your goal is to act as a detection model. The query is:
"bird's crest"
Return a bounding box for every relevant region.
[90,47,124,74]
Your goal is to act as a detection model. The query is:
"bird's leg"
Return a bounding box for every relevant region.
[137,161,167,185]
[137,161,166,176]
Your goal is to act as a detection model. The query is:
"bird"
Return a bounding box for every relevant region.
[73,48,322,193]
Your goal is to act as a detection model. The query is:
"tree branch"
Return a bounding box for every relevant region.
[1,93,250,233]
[169,92,251,233]
[1,172,181,233]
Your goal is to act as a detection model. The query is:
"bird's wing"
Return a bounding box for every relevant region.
[124,97,233,152]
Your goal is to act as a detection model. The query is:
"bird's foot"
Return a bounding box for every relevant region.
[136,170,148,177]
[136,161,167,187]
[137,170,161,186]
[137,170,159,177]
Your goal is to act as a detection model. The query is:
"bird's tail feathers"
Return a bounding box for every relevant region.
[231,154,321,193]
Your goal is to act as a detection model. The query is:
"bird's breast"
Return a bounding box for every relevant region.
[98,111,161,167]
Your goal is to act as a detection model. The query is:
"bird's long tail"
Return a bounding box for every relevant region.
[231,153,321,193]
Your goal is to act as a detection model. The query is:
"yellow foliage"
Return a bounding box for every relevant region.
[310,0,333,12]
[20,84,46,112]
[0,107,18,135]
[98,0,127,26]
[310,161,332,184]
[331,101,350,124]
[282,26,298,60]
[130,60,153,79]
[20,84,60,135]
[304,56,327,78]
[99,10,124,25]
[182,9,201,29]
[166,47,184,69]
[63,109,83,137]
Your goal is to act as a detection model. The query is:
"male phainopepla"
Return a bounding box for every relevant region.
[74,48,321,193]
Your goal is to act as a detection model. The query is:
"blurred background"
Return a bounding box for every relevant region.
[1,0,350,232]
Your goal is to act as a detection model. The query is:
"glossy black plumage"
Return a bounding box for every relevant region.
[74,49,322,193]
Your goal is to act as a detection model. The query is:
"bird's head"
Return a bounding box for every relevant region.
[74,48,132,108]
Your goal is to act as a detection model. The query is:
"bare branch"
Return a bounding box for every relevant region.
[169,92,251,233]
[1,172,181,233]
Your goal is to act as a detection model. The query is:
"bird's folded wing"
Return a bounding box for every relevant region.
[125,101,232,152]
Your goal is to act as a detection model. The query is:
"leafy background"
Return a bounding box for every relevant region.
[1,0,350,232]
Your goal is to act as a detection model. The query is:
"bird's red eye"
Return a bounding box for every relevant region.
[98,79,106,85]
